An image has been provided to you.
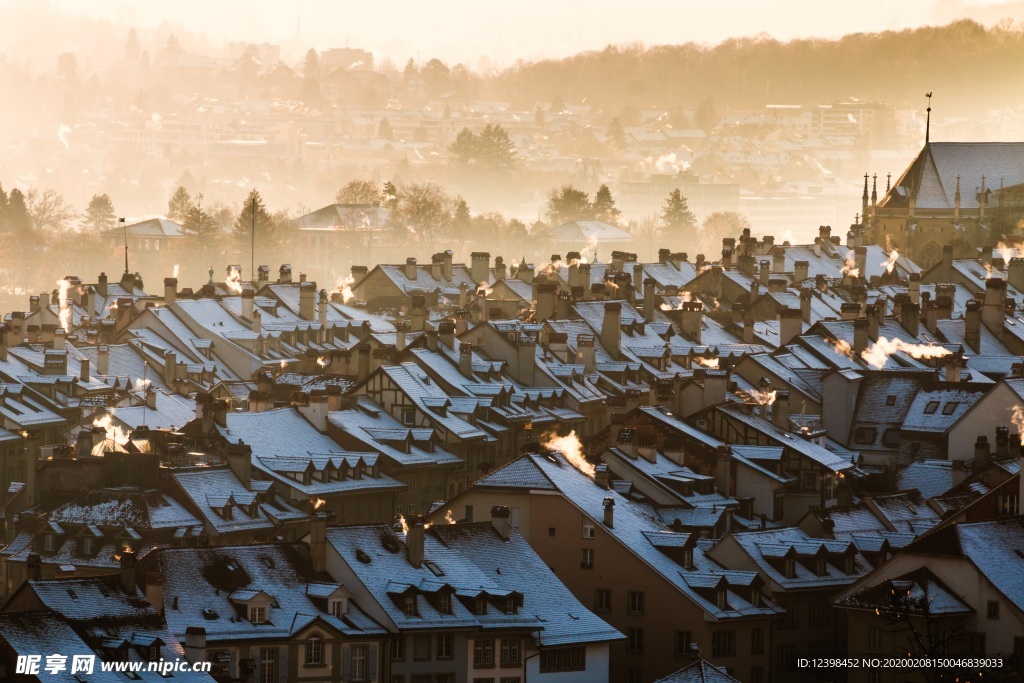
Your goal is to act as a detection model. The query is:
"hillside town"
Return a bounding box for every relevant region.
[0,132,1022,683]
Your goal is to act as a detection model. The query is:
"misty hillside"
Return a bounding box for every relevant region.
[494,20,1024,115]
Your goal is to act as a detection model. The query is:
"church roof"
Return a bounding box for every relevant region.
[880,142,1024,211]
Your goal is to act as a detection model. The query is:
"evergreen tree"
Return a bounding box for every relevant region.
[452,196,472,243]
[6,188,31,235]
[592,185,621,225]
[478,124,517,175]
[662,189,697,235]
[302,48,320,80]
[167,186,192,223]
[448,128,478,169]
[607,117,626,148]
[0,184,8,231]
[378,118,394,141]
[546,185,594,225]
[82,194,117,232]
[233,189,277,259]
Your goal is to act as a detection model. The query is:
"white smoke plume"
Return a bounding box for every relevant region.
[644,152,690,174]
[842,251,860,278]
[312,497,327,510]
[317,356,329,368]
[882,248,899,274]
[659,291,692,311]
[751,389,777,406]
[1011,405,1024,437]
[694,356,720,369]
[997,241,1015,264]
[55,279,72,333]
[172,264,180,278]
[831,339,854,358]
[225,267,243,294]
[397,514,409,534]
[477,281,494,297]
[335,275,355,303]
[542,429,595,477]
[860,336,952,370]
[93,413,129,446]
[57,124,71,149]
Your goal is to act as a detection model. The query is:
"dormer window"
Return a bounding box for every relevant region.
[815,558,827,576]
[682,548,693,569]
[330,598,346,618]
[44,534,57,552]
[249,606,267,624]
[716,589,727,610]
[506,598,518,615]
[82,536,94,555]
[784,558,796,578]
[474,597,487,615]
[438,594,452,615]
[844,556,855,574]
[751,590,760,607]
[403,595,417,617]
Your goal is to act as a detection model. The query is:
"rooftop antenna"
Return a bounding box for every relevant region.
[141,361,148,427]
[120,217,128,273]
[925,92,933,144]
[250,193,256,285]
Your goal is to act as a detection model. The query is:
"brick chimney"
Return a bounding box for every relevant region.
[601,302,622,360]
[471,252,490,285]
[184,628,207,665]
[854,318,869,355]
[594,464,610,489]
[226,440,252,488]
[800,288,813,324]
[241,288,254,321]
[406,515,425,568]
[602,497,615,528]
[983,278,1006,339]
[680,301,703,344]
[577,334,596,373]
[643,278,656,323]
[900,302,920,338]
[965,300,982,352]
[310,509,332,573]
[164,277,178,303]
[319,289,329,326]
[410,296,426,332]
[778,307,801,346]
[299,282,316,320]
[974,435,990,471]
[517,336,537,385]
[773,389,791,430]
[536,283,557,321]
[120,549,137,594]
[279,264,293,284]
[459,342,474,379]
[793,260,809,282]
[490,506,511,540]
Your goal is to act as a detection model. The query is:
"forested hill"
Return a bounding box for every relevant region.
[492,20,1024,116]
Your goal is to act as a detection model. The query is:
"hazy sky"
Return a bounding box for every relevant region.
[20,0,1024,66]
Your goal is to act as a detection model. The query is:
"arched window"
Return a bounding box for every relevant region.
[305,633,323,666]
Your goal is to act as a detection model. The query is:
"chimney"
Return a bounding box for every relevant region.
[721,249,733,270]
[52,327,66,350]
[773,248,786,274]
[643,278,656,323]
[97,272,108,298]
[79,357,90,383]
[459,342,474,379]
[226,441,252,489]
[594,464,610,489]
[144,572,166,616]
[256,265,270,289]
[299,282,316,320]
[983,278,1006,339]
[865,304,880,342]
[680,302,703,344]
[854,318,869,355]
[601,302,622,360]
[951,458,966,487]
[715,445,732,496]
[252,309,262,335]
[410,296,426,332]
[791,260,809,283]
[494,256,506,281]
[318,289,329,326]
[799,288,813,324]
[536,283,557,321]
[438,320,455,349]
[471,252,490,286]
[759,260,771,285]
[965,300,982,353]
[241,288,254,321]
[490,506,511,540]
[900,302,920,338]
[1008,258,1024,293]
[946,353,963,383]
[577,334,596,373]
[164,277,178,303]
[441,250,453,282]
[27,554,42,580]
[908,273,921,305]
[517,336,537,385]
[279,264,293,284]
[98,345,109,376]
[702,369,727,409]
[556,291,572,319]
[996,425,1009,460]
[602,497,615,528]
[854,247,867,278]
[773,389,791,429]
[310,509,329,573]
[778,307,801,346]
[184,628,207,666]
[0,324,6,362]
[120,549,137,594]
[974,436,990,470]
[743,317,755,344]
[406,515,425,568]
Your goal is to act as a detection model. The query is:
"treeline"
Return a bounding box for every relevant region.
[491,20,1024,116]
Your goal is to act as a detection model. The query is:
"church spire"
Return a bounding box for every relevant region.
[954,174,961,221]
[862,173,869,219]
[925,92,933,144]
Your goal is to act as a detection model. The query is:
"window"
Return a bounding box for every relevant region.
[594,589,611,612]
[674,631,692,657]
[413,634,431,661]
[403,595,417,617]
[548,527,556,536]
[1013,636,1024,660]
[987,601,1000,619]
[885,395,896,406]
[868,626,882,651]
[751,628,764,655]
[582,524,595,539]
[627,591,645,615]
[437,593,452,615]
[392,636,406,661]
[351,645,368,682]
[882,428,901,446]
[402,408,415,425]
[392,676,405,683]
[581,548,594,569]
[436,634,453,660]
[627,667,643,683]
[250,606,267,624]
[259,648,277,683]
[970,632,986,655]
[776,643,796,672]
[500,679,521,683]
[773,495,785,521]
[942,402,960,415]
[711,631,735,657]
[998,494,1019,515]
[305,634,323,666]
[784,558,796,578]
[780,602,798,629]
[474,638,494,668]
[810,598,831,626]
[923,401,939,414]
[44,534,57,552]
[539,647,585,672]
[854,427,877,444]
[330,599,345,617]
[500,639,520,666]
[627,628,644,653]
[803,471,817,490]
[474,597,487,615]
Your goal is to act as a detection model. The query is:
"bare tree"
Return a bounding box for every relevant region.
[27,188,75,232]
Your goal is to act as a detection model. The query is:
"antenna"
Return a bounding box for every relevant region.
[251,193,256,283]
[925,92,933,144]
[121,217,128,273]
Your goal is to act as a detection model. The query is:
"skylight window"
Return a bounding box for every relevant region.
[941,402,960,415]
[923,401,939,415]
